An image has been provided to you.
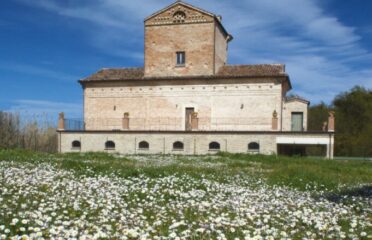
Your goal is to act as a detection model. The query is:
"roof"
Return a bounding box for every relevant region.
[217,64,286,77]
[285,96,310,105]
[145,1,215,22]
[80,64,288,82]
[82,67,144,81]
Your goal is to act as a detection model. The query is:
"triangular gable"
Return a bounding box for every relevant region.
[145,1,215,26]
[285,96,310,105]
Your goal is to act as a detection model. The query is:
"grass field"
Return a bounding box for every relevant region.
[0,149,371,239]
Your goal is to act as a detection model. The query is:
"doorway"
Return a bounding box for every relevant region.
[277,144,327,157]
[185,108,195,131]
[291,112,304,131]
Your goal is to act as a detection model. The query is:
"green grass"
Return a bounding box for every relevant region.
[0,148,371,192]
[215,152,372,191]
[0,148,371,239]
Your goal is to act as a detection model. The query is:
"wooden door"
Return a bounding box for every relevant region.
[291,112,304,131]
[185,108,194,131]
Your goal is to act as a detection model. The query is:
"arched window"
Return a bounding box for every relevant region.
[139,141,149,150]
[209,142,220,151]
[173,11,186,23]
[248,142,260,152]
[72,140,81,149]
[105,141,115,150]
[173,141,184,150]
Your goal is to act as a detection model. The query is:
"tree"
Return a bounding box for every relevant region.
[308,102,330,132]
[333,86,372,157]
[0,111,57,152]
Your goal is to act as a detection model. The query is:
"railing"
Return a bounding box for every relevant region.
[61,117,336,133]
[80,117,272,131]
[64,119,85,131]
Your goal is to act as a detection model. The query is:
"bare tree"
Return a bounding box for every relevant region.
[0,111,57,152]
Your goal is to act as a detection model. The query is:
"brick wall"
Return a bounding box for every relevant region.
[144,3,229,77]
[83,78,283,131]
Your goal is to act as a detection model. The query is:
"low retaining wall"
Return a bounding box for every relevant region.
[58,131,334,158]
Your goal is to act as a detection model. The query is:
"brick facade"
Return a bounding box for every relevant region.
[83,79,284,131]
[144,2,229,77]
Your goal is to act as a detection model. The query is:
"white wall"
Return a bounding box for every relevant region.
[282,100,308,131]
[59,132,333,158]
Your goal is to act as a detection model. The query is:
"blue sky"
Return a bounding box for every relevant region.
[1,0,371,118]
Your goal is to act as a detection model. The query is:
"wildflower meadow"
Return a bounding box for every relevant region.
[0,150,371,239]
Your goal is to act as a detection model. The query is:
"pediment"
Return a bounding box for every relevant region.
[145,1,215,26]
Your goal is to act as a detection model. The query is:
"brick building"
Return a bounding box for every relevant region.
[57,1,335,158]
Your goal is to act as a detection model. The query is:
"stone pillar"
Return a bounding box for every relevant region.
[328,111,335,132]
[191,112,199,130]
[272,110,278,130]
[58,112,65,130]
[123,112,130,130]
[326,134,335,159]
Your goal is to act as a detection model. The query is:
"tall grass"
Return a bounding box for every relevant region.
[0,111,57,152]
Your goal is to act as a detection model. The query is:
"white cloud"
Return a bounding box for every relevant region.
[14,0,372,104]
[206,0,371,103]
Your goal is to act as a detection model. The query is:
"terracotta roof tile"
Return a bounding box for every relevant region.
[217,64,286,77]
[80,64,287,82]
[82,67,144,81]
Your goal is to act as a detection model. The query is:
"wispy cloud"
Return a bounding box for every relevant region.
[14,0,372,103]
[7,99,82,119]
[201,0,372,102]
[13,0,165,62]
[17,0,162,29]
[0,62,79,82]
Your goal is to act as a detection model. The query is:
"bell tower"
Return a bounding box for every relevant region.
[144,1,232,78]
